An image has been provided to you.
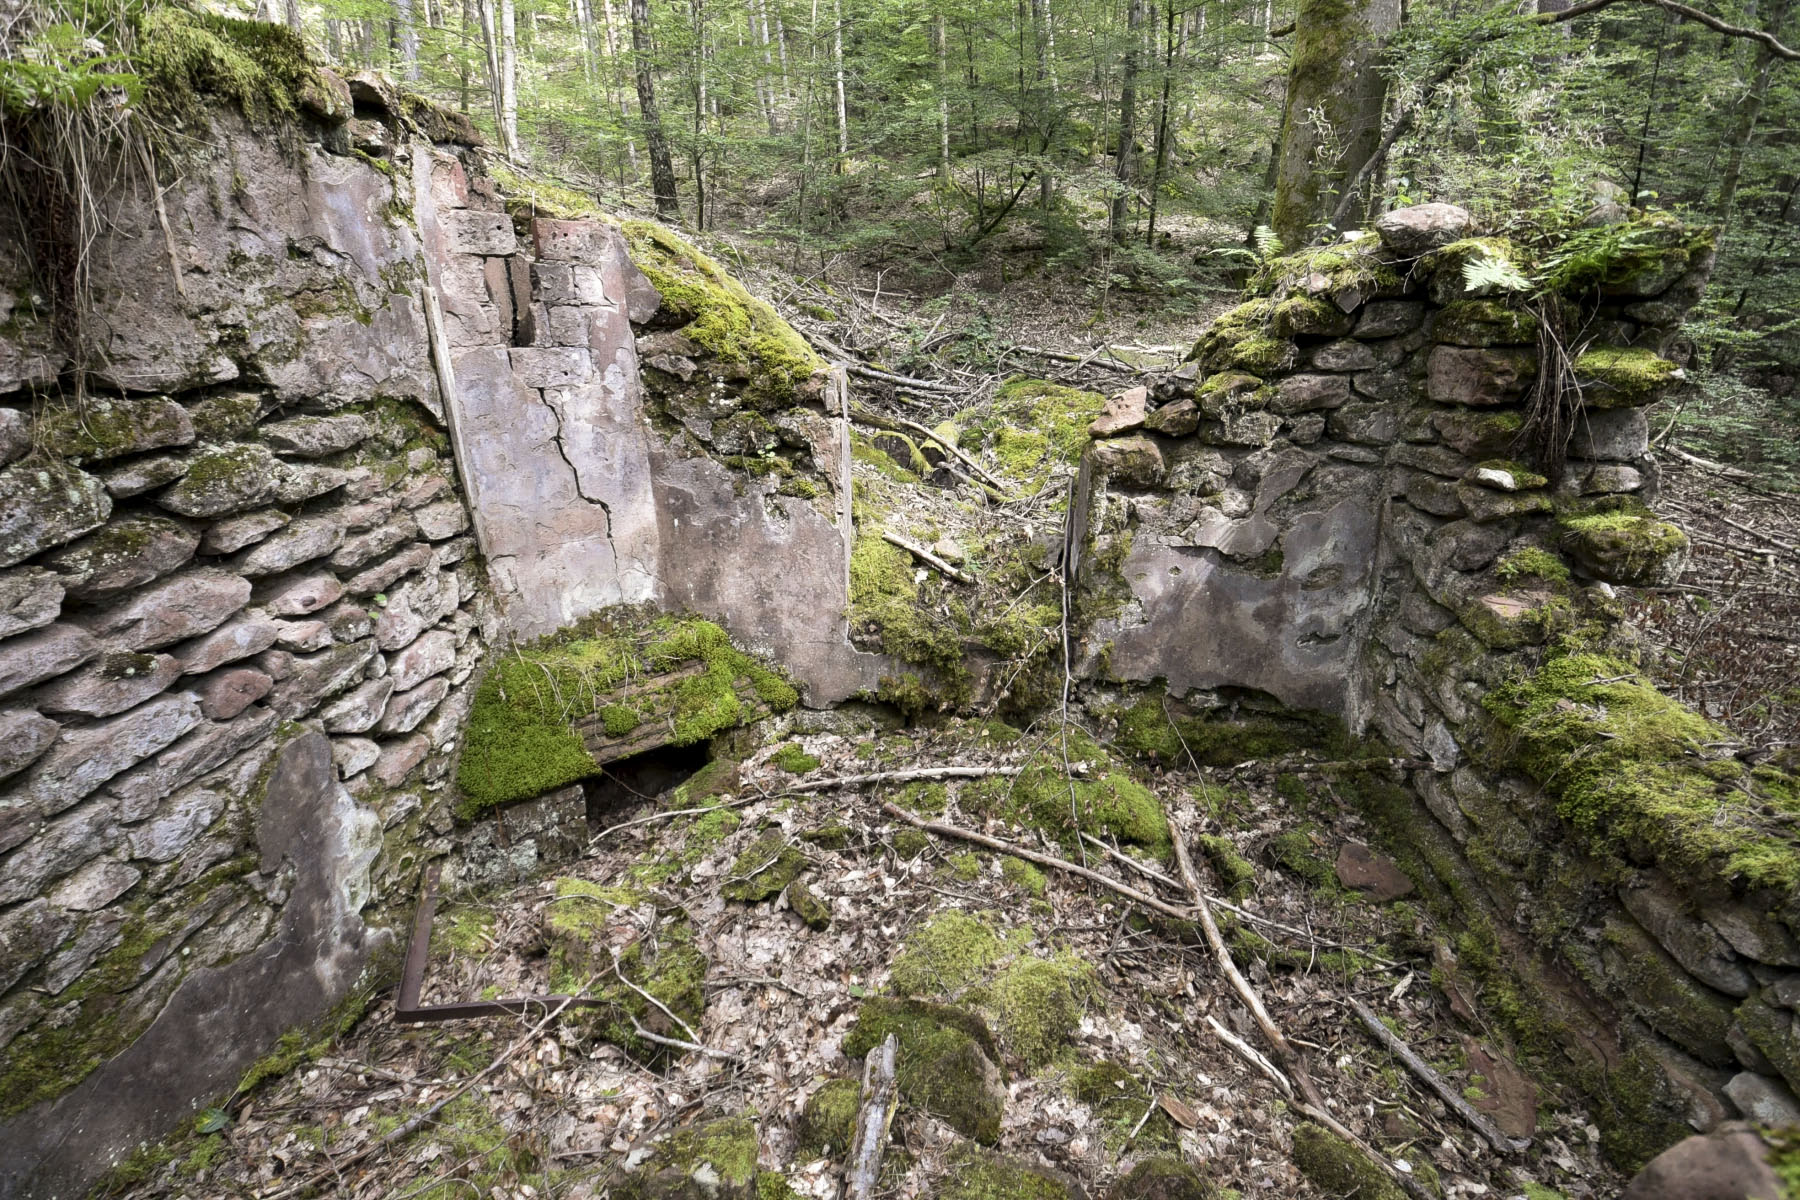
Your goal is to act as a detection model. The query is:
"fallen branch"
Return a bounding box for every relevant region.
[1205,1014,1293,1098]
[882,531,975,584]
[787,766,1024,793]
[591,795,759,842]
[1348,998,1523,1155]
[625,1015,746,1061]
[260,982,596,1199]
[1665,443,1756,480]
[879,803,1195,922]
[844,1033,900,1200]
[851,402,1012,494]
[849,363,961,394]
[1008,344,1139,372]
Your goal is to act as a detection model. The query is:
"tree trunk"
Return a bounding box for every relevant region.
[936,12,950,180]
[1146,0,1176,245]
[284,0,302,33]
[1269,0,1402,246]
[691,0,707,230]
[477,0,506,139]
[632,0,682,219]
[1715,0,1790,225]
[1109,0,1143,243]
[395,0,421,80]
[833,0,849,158]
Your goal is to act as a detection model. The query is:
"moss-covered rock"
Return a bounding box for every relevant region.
[621,221,824,410]
[1291,1122,1405,1200]
[990,953,1096,1068]
[939,1142,1083,1200]
[1106,1156,1215,1200]
[796,1077,862,1159]
[786,879,832,930]
[957,378,1106,493]
[1572,345,1682,407]
[889,910,1012,996]
[721,829,805,902]
[37,396,194,461]
[770,742,821,774]
[614,1115,770,1200]
[1431,300,1538,347]
[841,998,1007,1143]
[848,534,967,685]
[544,880,709,1059]
[1558,503,1689,587]
[1198,835,1256,899]
[134,5,332,130]
[1189,300,1297,376]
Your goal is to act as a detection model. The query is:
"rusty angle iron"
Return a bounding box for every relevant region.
[394,863,614,1024]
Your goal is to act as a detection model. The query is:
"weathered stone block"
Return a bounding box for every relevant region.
[263,572,345,616]
[331,736,381,779]
[260,414,370,458]
[175,614,281,674]
[1353,301,1426,339]
[1271,373,1352,414]
[198,510,289,556]
[261,638,378,718]
[37,396,195,462]
[1327,401,1400,445]
[0,708,59,783]
[1602,915,1738,1065]
[49,857,142,912]
[1143,397,1200,436]
[107,708,280,821]
[367,734,430,787]
[126,786,228,863]
[401,473,451,509]
[22,692,203,816]
[1623,875,1757,998]
[273,619,332,652]
[1088,435,1166,487]
[378,675,448,734]
[319,675,396,734]
[0,900,73,993]
[82,568,251,650]
[98,455,189,499]
[34,650,184,718]
[273,463,350,505]
[1425,345,1536,406]
[0,798,121,905]
[442,209,516,255]
[1375,203,1473,257]
[0,623,99,698]
[0,568,64,640]
[1350,368,1416,402]
[1455,482,1551,522]
[47,516,200,601]
[388,629,456,691]
[374,569,459,650]
[343,543,433,596]
[1305,340,1378,372]
[509,346,592,388]
[0,460,112,568]
[1568,407,1650,461]
[1090,386,1149,437]
[0,407,28,466]
[196,667,273,720]
[237,516,347,576]
[412,500,468,541]
[155,444,284,518]
[330,516,419,571]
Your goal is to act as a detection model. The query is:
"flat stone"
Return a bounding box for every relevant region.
[400,474,451,509]
[81,568,251,650]
[377,675,448,734]
[1088,435,1165,487]
[510,346,591,388]
[237,515,346,576]
[1703,902,1800,968]
[0,797,121,905]
[367,734,430,787]
[0,900,73,993]
[49,857,142,912]
[274,619,333,652]
[106,709,279,820]
[0,407,28,466]
[1353,300,1425,338]
[198,509,291,555]
[412,500,468,540]
[0,623,99,698]
[0,459,112,568]
[1568,407,1650,461]
[196,667,273,720]
[320,599,374,643]
[0,708,60,782]
[175,614,281,674]
[1456,482,1551,522]
[1334,842,1414,900]
[343,542,433,596]
[1270,373,1352,414]
[37,395,194,461]
[332,736,381,779]
[261,638,377,718]
[1581,463,1644,494]
[1090,386,1149,436]
[44,516,199,600]
[388,629,456,691]
[1375,203,1474,257]
[125,784,228,863]
[1391,442,1474,479]
[1306,340,1378,372]
[442,209,516,255]
[186,391,266,441]
[1461,1038,1539,1139]
[264,572,345,616]
[273,463,350,504]
[1326,401,1400,445]
[1350,367,1415,402]
[260,414,370,457]
[34,650,184,718]
[1426,345,1536,406]
[319,676,396,734]
[1622,875,1756,998]
[22,693,203,816]
[1182,508,1280,559]
[99,454,188,498]
[335,495,401,533]
[1143,397,1200,436]
[1724,1072,1800,1124]
[330,516,418,571]
[0,568,65,640]
[373,569,458,650]
[155,443,284,518]
[1620,1125,1785,1200]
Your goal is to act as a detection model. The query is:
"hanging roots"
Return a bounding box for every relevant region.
[1514,294,1585,476]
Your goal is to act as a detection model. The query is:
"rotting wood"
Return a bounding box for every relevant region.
[882,530,975,584]
[844,1033,899,1200]
[786,765,1024,792]
[1349,997,1524,1155]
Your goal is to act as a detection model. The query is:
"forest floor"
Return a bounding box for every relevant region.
[100,718,1621,1200]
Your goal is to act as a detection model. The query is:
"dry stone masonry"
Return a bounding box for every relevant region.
[1075,201,1800,1161]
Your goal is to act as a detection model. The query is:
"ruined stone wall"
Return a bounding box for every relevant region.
[1078,204,1800,1162]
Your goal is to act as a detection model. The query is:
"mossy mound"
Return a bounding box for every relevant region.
[797,1077,862,1159]
[842,998,1007,1144]
[455,614,798,818]
[1001,856,1048,897]
[849,534,968,687]
[1557,502,1689,587]
[721,828,806,902]
[1484,651,1800,891]
[1188,299,1295,376]
[786,878,832,930]
[1572,345,1681,407]
[957,378,1107,493]
[1071,1060,1175,1151]
[1105,1156,1216,1200]
[889,910,1016,996]
[1495,547,1571,585]
[544,879,710,1061]
[1291,1122,1405,1200]
[615,1115,792,1200]
[134,5,329,129]
[621,221,824,410]
[989,952,1097,1069]
[939,1143,1083,1200]
[770,742,821,774]
[1198,834,1256,899]
[1111,691,1353,769]
[1254,238,1401,298]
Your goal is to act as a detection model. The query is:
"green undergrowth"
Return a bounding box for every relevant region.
[134,4,324,129]
[956,378,1105,492]
[1109,688,1363,769]
[489,162,601,221]
[1484,651,1800,889]
[455,613,797,818]
[621,220,823,408]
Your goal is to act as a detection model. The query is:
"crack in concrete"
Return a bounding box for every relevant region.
[539,389,616,543]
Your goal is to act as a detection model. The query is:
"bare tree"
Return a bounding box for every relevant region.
[1109,0,1143,242]
[632,0,683,219]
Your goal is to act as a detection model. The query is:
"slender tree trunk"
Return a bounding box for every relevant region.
[600,0,642,176]
[936,12,950,180]
[1146,0,1176,245]
[774,5,792,98]
[632,0,682,219]
[284,0,302,33]
[692,0,707,230]
[1715,0,1789,225]
[833,0,849,158]
[500,0,521,159]
[477,0,505,137]
[1109,0,1143,243]
[395,0,421,79]
[1270,0,1402,246]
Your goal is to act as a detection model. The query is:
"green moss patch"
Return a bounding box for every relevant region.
[957,378,1106,492]
[1495,547,1571,585]
[1188,299,1294,375]
[1291,1122,1405,1200]
[622,221,823,410]
[1001,856,1047,897]
[1572,345,1681,407]
[770,742,821,774]
[938,1143,1080,1200]
[797,1078,861,1158]
[1557,501,1690,587]
[721,829,806,902]
[989,953,1096,1069]
[889,910,1012,996]
[1433,299,1539,346]
[849,534,968,685]
[615,1115,761,1200]
[842,998,1006,1143]
[135,5,326,129]
[1253,238,1401,298]
[456,615,797,818]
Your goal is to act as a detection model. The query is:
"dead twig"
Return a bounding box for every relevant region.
[787,766,1024,793]
[882,531,975,584]
[590,795,759,843]
[1348,998,1524,1155]
[850,402,1012,493]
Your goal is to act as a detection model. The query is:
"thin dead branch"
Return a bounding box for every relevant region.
[1348,998,1524,1155]
[882,531,976,583]
[844,1033,899,1200]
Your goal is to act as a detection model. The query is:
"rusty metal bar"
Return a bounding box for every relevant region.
[393,862,612,1025]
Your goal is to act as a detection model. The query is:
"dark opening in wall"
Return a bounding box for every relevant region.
[582,740,713,824]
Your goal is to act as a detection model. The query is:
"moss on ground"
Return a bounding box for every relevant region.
[615,1115,765,1200]
[770,742,821,774]
[1111,691,1352,768]
[989,953,1096,1069]
[957,378,1106,493]
[1198,835,1256,899]
[848,533,969,689]
[842,998,1006,1143]
[1001,856,1047,896]
[1291,1122,1405,1200]
[621,221,823,409]
[1070,1059,1178,1153]
[889,910,1013,996]
[455,614,796,818]
[1484,650,1800,890]
[938,1143,1078,1200]
[721,828,805,901]
[797,1078,862,1158]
